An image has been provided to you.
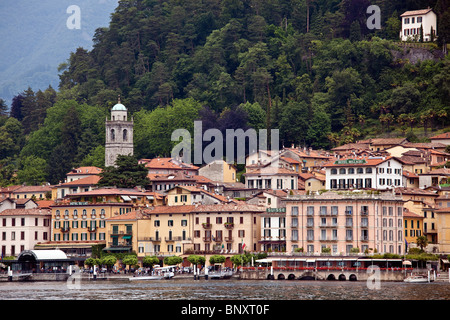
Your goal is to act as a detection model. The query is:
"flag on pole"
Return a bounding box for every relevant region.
[242,239,246,250]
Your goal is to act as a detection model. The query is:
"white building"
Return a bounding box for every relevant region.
[324,157,403,190]
[400,8,437,42]
[0,208,52,257]
[243,166,299,190]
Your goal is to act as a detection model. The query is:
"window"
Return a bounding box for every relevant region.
[291,206,298,216]
[168,220,174,227]
[417,17,422,23]
[123,129,128,141]
[331,169,337,175]
[339,168,346,174]
[111,129,115,141]
[182,220,188,227]
[307,206,314,216]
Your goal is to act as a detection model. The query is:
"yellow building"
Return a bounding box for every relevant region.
[434,193,450,253]
[166,185,231,206]
[104,210,152,257]
[139,205,195,259]
[398,188,439,247]
[39,188,163,258]
[113,203,265,267]
[12,185,53,200]
[403,209,424,251]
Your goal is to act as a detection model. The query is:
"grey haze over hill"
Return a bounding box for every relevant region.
[0,0,118,107]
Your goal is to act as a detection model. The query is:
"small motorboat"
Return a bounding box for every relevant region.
[403,275,431,283]
[129,266,175,281]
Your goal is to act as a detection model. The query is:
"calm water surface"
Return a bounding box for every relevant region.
[1,279,449,300]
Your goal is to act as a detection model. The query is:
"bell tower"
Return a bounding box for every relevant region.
[105,97,134,167]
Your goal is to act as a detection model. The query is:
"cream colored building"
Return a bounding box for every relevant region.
[0,208,51,257]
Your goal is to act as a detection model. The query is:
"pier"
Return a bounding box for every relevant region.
[238,256,428,281]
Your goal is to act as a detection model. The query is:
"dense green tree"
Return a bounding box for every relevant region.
[17,156,47,185]
[97,155,150,188]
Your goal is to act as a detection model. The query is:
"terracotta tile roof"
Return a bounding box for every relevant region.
[358,138,408,146]
[400,8,434,17]
[144,205,196,215]
[0,185,22,193]
[61,175,101,186]
[14,198,37,205]
[395,187,438,196]
[0,208,51,216]
[244,167,299,175]
[36,200,55,208]
[13,185,53,193]
[331,143,370,151]
[403,142,447,150]
[420,168,450,175]
[430,132,450,140]
[322,156,394,167]
[284,148,330,159]
[280,156,301,164]
[143,158,199,170]
[403,170,419,178]
[403,209,424,218]
[107,210,143,220]
[191,203,264,213]
[67,167,102,175]
[65,187,155,197]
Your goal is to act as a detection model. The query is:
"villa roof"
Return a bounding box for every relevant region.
[400,8,434,17]
[60,175,101,186]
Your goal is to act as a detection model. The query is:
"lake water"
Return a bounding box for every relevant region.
[1,278,449,300]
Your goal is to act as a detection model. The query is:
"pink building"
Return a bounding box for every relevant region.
[284,192,404,255]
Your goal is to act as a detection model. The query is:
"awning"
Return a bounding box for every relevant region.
[129,196,137,199]
[121,195,132,201]
[402,260,412,265]
[103,247,131,251]
[146,196,154,200]
[306,259,315,263]
[441,259,449,264]
[122,235,132,239]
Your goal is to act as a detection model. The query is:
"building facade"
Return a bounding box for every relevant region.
[284,192,405,255]
[324,157,403,190]
[0,209,51,257]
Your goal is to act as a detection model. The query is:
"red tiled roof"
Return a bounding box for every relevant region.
[403,209,424,218]
[67,167,102,175]
[144,158,199,170]
[61,175,101,186]
[322,156,394,167]
[400,8,434,17]
[0,208,51,216]
[13,185,53,193]
[430,132,450,140]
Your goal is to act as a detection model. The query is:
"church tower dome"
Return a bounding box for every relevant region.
[105,97,134,167]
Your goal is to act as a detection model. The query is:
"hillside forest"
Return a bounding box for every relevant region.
[1,0,450,187]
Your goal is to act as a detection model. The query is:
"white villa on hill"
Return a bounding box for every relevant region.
[400,8,437,42]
